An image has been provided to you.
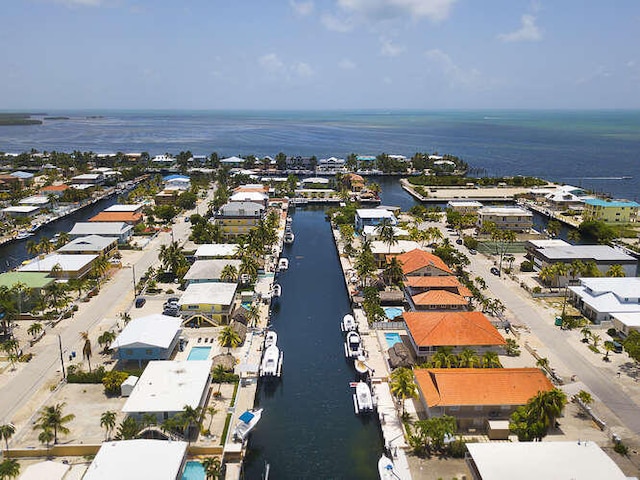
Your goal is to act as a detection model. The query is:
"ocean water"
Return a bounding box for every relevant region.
[1,109,639,200]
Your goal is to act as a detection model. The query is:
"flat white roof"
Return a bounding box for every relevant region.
[104,204,143,212]
[2,205,39,213]
[302,177,330,184]
[356,208,395,219]
[466,441,627,480]
[179,282,237,306]
[84,439,188,480]
[478,206,533,216]
[19,195,50,205]
[19,460,69,480]
[527,239,571,249]
[579,277,640,299]
[446,200,483,207]
[194,243,239,258]
[229,191,268,201]
[112,314,182,350]
[69,222,132,236]
[370,240,421,254]
[18,253,97,273]
[540,245,636,262]
[183,259,242,281]
[58,235,116,252]
[122,360,212,414]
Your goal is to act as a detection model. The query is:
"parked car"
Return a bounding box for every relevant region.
[456,238,463,245]
[490,267,500,276]
[469,249,477,255]
[135,297,146,308]
[166,297,179,303]
[163,307,179,317]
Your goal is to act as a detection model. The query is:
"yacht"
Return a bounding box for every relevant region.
[15,231,33,240]
[378,454,398,480]
[283,231,295,244]
[277,258,289,272]
[340,313,358,333]
[264,330,278,349]
[344,331,363,359]
[354,355,370,377]
[260,344,283,378]
[271,283,282,298]
[233,408,263,442]
[352,381,375,415]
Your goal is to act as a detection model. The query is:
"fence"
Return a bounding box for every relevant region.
[371,321,405,330]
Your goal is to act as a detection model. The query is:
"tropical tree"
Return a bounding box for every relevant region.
[179,405,203,441]
[606,264,626,277]
[572,390,593,407]
[97,331,117,353]
[0,458,20,480]
[43,282,70,315]
[246,304,260,328]
[0,424,15,452]
[382,257,404,287]
[458,348,480,368]
[33,403,75,444]
[389,367,418,414]
[510,388,567,441]
[482,351,502,368]
[580,327,592,343]
[354,244,376,288]
[220,264,238,283]
[38,237,54,254]
[376,218,398,254]
[567,229,581,244]
[202,457,222,480]
[205,405,218,431]
[546,219,561,238]
[536,357,550,371]
[218,326,241,353]
[90,255,110,288]
[212,364,228,394]
[55,232,70,249]
[158,241,188,278]
[27,322,43,338]
[26,239,39,256]
[115,416,140,440]
[412,415,457,454]
[239,255,259,283]
[100,410,117,440]
[430,347,457,368]
[591,333,601,349]
[603,341,615,361]
[505,338,521,356]
[80,331,92,372]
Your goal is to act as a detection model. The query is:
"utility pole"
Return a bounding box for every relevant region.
[131,264,137,295]
[58,334,66,380]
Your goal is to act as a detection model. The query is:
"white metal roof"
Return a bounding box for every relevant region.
[539,245,635,262]
[466,441,627,480]
[122,360,212,414]
[356,208,395,219]
[179,282,238,306]
[2,205,39,213]
[611,312,640,328]
[446,200,483,207]
[183,259,242,281]
[83,439,188,480]
[19,195,50,205]
[230,191,268,202]
[18,253,97,273]
[579,277,640,300]
[194,243,239,258]
[58,235,116,253]
[369,240,421,255]
[478,206,533,216]
[104,204,143,212]
[69,222,132,236]
[527,239,571,249]
[112,314,182,350]
[19,460,69,480]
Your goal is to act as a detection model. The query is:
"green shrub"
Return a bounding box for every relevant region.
[532,286,542,294]
[607,328,618,338]
[447,439,469,458]
[102,370,130,395]
[614,442,628,456]
[67,365,106,383]
[520,260,534,272]
[463,236,478,250]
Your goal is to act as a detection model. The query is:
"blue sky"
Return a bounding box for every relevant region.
[2,0,639,110]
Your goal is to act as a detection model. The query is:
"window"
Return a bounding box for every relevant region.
[145,349,152,355]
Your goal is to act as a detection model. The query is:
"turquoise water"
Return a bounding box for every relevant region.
[384,306,404,320]
[181,461,204,480]
[385,333,403,348]
[187,346,211,361]
[241,302,251,311]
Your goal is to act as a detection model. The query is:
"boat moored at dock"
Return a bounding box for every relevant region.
[233,408,263,442]
[340,313,358,333]
[284,230,295,244]
[344,331,363,359]
[352,381,375,415]
[277,258,289,272]
[260,344,283,378]
[264,330,278,349]
[378,454,397,480]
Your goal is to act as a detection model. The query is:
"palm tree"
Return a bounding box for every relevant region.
[482,351,502,368]
[536,357,550,371]
[11,282,30,318]
[91,255,110,288]
[212,364,228,394]
[430,347,457,368]
[141,413,157,430]
[603,342,615,361]
[246,304,260,327]
[572,390,593,407]
[580,327,592,343]
[389,367,418,415]
[100,410,117,440]
[97,331,116,353]
[38,237,54,254]
[0,458,20,480]
[220,264,238,283]
[159,241,188,278]
[27,322,43,338]
[43,282,70,314]
[0,424,16,452]
[80,331,92,372]
[527,388,567,430]
[202,457,222,480]
[376,218,398,254]
[33,403,75,444]
[239,255,259,283]
[567,229,581,244]
[383,257,404,287]
[180,405,202,441]
[218,326,241,353]
[606,264,626,277]
[458,348,480,368]
[538,266,555,287]
[591,333,601,349]
[37,428,54,450]
[205,405,218,431]
[55,232,70,249]
[26,239,39,256]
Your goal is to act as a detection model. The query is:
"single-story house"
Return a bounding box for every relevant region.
[122,360,212,423]
[19,195,51,209]
[194,243,239,259]
[414,368,553,431]
[394,249,452,277]
[446,200,483,213]
[403,311,506,358]
[183,259,242,285]
[410,290,470,311]
[2,205,40,218]
[18,253,97,279]
[69,222,133,243]
[71,173,105,185]
[112,314,182,365]
[220,156,245,168]
[370,240,421,267]
[10,170,35,185]
[155,190,179,205]
[103,203,145,214]
[354,208,397,232]
[163,174,190,191]
[0,271,54,311]
[611,312,640,337]
[544,185,590,210]
[90,211,144,225]
[57,235,118,257]
[229,191,268,206]
[178,282,238,325]
[568,277,640,324]
[40,184,69,198]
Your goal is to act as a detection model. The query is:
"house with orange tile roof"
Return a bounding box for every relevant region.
[404,275,473,299]
[410,289,469,311]
[40,184,69,197]
[414,367,553,431]
[89,211,143,225]
[395,248,452,277]
[403,311,505,358]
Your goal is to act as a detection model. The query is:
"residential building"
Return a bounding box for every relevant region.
[583,198,640,223]
[301,177,330,187]
[317,156,345,172]
[40,184,69,198]
[414,368,553,431]
[214,201,265,239]
[57,235,118,257]
[410,289,470,311]
[403,311,505,358]
[194,243,239,260]
[369,240,420,267]
[229,190,269,206]
[178,282,238,324]
[151,154,175,167]
[404,275,472,298]
[163,174,190,191]
[446,200,483,213]
[465,441,628,480]
[155,190,179,206]
[611,312,640,337]
[19,195,51,209]
[10,170,34,185]
[104,203,144,214]
[111,314,182,365]
[183,259,242,285]
[71,173,105,185]
[477,206,533,232]
[568,277,640,323]
[395,248,453,277]
[69,221,133,243]
[220,156,245,168]
[18,253,97,279]
[0,272,54,312]
[543,184,590,210]
[89,211,143,225]
[354,208,397,232]
[0,174,23,192]
[2,205,40,218]
[234,183,269,194]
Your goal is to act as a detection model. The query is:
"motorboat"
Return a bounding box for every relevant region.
[352,381,375,415]
[15,231,33,240]
[355,355,370,377]
[260,345,283,378]
[264,330,278,349]
[286,216,292,226]
[233,408,263,442]
[344,331,363,359]
[277,258,289,272]
[378,454,397,480]
[271,283,282,298]
[283,231,295,244]
[340,313,358,333]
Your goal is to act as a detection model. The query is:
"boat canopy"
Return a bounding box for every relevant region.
[239,411,255,423]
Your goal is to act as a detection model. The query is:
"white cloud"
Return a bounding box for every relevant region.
[576,66,612,85]
[259,53,285,73]
[293,62,314,77]
[258,54,314,80]
[425,49,483,89]
[498,14,542,42]
[321,13,353,32]
[380,38,405,57]
[337,0,456,22]
[338,58,357,70]
[290,0,314,16]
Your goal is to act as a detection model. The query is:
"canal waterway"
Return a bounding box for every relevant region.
[244,207,383,479]
[0,195,118,273]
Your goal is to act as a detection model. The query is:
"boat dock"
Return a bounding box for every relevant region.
[401,178,535,203]
[519,199,582,228]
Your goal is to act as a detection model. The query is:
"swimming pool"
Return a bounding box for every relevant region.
[383,306,404,320]
[182,461,205,480]
[385,332,403,349]
[187,346,211,361]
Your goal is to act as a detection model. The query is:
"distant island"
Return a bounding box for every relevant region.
[0,113,43,125]
[43,116,70,120]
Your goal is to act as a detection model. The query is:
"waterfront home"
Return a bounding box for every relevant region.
[194,243,239,260]
[414,367,553,432]
[404,275,472,298]
[183,259,242,285]
[446,200,483,213]
[40,184,69,198]
[229,190,269,206]
[0,271,54,312]
[466,441,628,480]
[111,314,182,365]
[341,173,366,192]
[1,205,40,218]
[583,198,640,223]
[214,201,265,239]
[0,174,23,192]
[89,211,144,225]
[528,243,637,284]
[370,240,420,267]
[155,189,179,205]
[403,311,505,359]
[122,360,212,424]
[410,289,470,311]
[543,184,590,210]
[301,177,330,187]
[69,221,133,243]
[151,154,176,167]
[568,277,640,324]
[104,203,144,214]
[234,183,270,193]
[362,225,409,242]
[163,174,191,191]
[477,206,533,232]
[610,312,640,337]
[178,282,238,325]
[18,253,97,279]
[85,439,188,480]
[220,155,245,168]
[317,156,346,172]
[57,235,118,257]
[71,172,105,185]
[19,195,51,209]
[10,170,35,186]
[395,248,453,277]
[354,208,397,232]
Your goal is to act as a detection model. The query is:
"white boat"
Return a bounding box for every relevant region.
[277,258,289,271]
[340,313,358,333]
[271,283,282,298]
[15,231,33,240]
[284,231,295,244]
[260,345,283,378]
[233,408,263,442]
[344,331,363,359]
[264,330,278,349]
[286,216,292,226]
[353,381,375,415]
[355,355,370,376]
[378,454,397,480]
